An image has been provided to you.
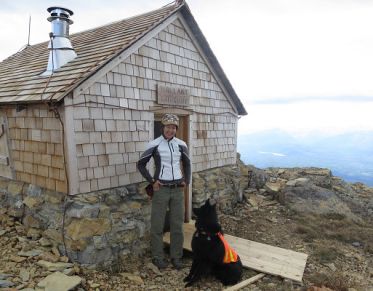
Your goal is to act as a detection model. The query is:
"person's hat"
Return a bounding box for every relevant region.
[161,113,179,127]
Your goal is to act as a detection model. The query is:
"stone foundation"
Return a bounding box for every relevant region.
[0,162,248,266]
[0,177,151,267]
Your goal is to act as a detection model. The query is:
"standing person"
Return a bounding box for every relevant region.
[137,113,191,270]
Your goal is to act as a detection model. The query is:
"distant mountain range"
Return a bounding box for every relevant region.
[237,130,373,186]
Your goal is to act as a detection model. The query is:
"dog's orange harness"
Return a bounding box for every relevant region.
[217,232,238,263]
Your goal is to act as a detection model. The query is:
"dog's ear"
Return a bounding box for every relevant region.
[208,198,216,206]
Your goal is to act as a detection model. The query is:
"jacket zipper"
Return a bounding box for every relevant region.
[168,141,175,181]
[161,165,164,178]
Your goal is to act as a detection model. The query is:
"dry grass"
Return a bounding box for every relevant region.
[320,213,346,221]
[312,246,341,264]
[294,225,318,241]
[292,212,373,254]
[308,271,359,291]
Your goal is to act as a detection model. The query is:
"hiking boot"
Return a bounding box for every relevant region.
[152,258,168,270]
[171,258,183,270]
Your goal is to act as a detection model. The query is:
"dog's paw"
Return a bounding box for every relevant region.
[185,282,193,288]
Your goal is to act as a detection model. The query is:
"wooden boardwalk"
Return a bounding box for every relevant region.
[164,223,308,282]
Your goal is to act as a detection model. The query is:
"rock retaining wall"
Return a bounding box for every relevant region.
[0,163,247,266]
[0,177,151,267]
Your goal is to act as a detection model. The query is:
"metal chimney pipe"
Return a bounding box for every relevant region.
[42,6,77,76]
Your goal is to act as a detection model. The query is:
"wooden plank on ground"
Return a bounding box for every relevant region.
[223,273,265,291]
[164,223,308,282]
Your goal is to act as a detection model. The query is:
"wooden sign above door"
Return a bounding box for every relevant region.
[157,85,190,107]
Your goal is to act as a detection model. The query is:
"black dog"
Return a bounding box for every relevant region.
[184,198,243,287]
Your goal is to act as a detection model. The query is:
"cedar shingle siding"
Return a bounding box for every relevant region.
[5,106,67,192]
[0,2,246,193]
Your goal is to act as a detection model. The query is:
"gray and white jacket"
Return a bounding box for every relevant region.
[137,135,191,184]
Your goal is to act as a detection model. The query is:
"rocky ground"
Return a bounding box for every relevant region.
[0,166,372,291]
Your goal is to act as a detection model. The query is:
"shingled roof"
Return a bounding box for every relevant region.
[0,1,247,115]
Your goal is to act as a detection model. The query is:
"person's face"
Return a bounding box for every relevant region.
[163,124,177,139]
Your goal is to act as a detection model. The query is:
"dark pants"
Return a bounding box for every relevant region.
[150,186,184,260]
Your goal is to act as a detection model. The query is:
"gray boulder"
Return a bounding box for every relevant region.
[247,166,268,190]
[281,183,361,222]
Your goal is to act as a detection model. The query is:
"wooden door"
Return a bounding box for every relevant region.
[178,116,190,222]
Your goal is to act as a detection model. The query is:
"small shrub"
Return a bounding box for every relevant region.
[308,271,358,291]
[313,247,340,263]
[295,225,311,234]
[364,242,373,254]
[295,225,318,242]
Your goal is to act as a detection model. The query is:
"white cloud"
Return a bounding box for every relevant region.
[1,0,373,135]
[187,0,373,102]
[238,100,373,136]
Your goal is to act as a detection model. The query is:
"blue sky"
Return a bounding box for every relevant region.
[1,0,373,136]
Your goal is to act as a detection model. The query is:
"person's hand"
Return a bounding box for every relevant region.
[180,181,186,187]
[153,180,161,191]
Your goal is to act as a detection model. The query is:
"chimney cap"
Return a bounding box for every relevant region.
[47,6,74,24]
[47,6,74,16]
